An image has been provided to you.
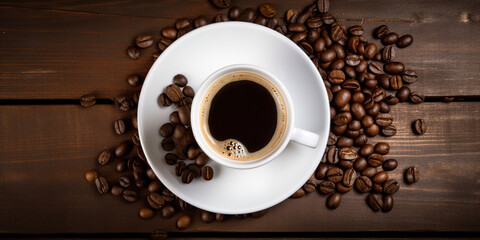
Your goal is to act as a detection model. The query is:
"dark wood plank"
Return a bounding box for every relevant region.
[1,0,479,99]
[1,102,479,233]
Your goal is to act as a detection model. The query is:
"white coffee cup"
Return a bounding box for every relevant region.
[191,64,320,169]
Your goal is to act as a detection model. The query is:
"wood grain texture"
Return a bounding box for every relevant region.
[1,0,479,99]
[1,102,479,234]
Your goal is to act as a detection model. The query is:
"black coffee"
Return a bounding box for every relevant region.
[200,72,287,161]
[208,80,277,153]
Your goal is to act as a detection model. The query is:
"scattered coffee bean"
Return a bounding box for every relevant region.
[326,193,342,209]
[123,189,137,202]
[119,176,132,188]
[114,119,126,135]
[114,141,132,157]
[343,169,356,187]
[202,166,214,180]
[367,193,383,212]
[259,3,276,18]
[110,185,123,197]
[126,46,140,60]
[409,92,425,104]
[397,34,413,48]
[201,210,215,223]
[327,167,343,183]
[318,180,335,195]
[161,205,176,219]
[136,33,153,48]
[374,25,389,39]
[355,176,372,193]
[148,180,163,193]
[209,0,230,8]
[97,150,111,165]
[317,0,329,13]
[95,177,109,194]
[381,125,397,137]
[382,195,394,212]
[412,119,427,135]
[405,166,420,183]
[374,142,390,155]
[177,215,192,229]
[161,137,175,151]
[381,32,399,45]
[173,74,188,87]
[383,179,400,194]
[139,207,154,219]
[383,159,398,171]
[80,94,96,107]
[147,192,165,210]
[402,69,418,83]
[85,170,98,182]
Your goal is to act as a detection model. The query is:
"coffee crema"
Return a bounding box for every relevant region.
[199,72,287,161]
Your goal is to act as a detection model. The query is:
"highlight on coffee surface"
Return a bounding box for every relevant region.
[199,72,288,161]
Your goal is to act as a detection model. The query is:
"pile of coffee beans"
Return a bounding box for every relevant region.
[158,74,214,183]
[83,0,425,232]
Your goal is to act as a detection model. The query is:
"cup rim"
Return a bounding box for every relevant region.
[191,64,294,169]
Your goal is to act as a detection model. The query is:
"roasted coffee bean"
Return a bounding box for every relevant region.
[171,74,188,87]
[330,24,347,42]
[174,161,187,177]
[355,176,372,193]
[318,180,335,195]
[402,69,418,83]
[383,195,394,212]
[97,150,111,166]
[381,125,397,137]
[390,75,403,90]
[215,13,230,22]
[181,170,194,184]
[110,185,123,197]
[359,144,374,157]
[384,62,405,75]
[114,96,135,111]
[363,79,377,89]
[405,166,420,183]
[161,137,175,151]
[299,41,313,55]
[163,153,177,166]
[201,210,215,223]
[338,147,358,160]
[216,213,226,222]
[162,189,175,202]
[354,157,368,171]
[175,18,191,30]
[126,46,140,60]
[193,16,208,28]
[382,45,396,62]
[351,91,364,103]
[132,158,146,173]
[354,133,368,147]
[320,49,336,62]
[303,179,318,193]
[316,164,329,179]
[377,74,390,89]
[158,93,171,107]
[127,75,141,87]
[161,205,176,218]
[85,170,98,182]
[266,17,279,29]
[194,152,209,167]
[372,87,386,103]
[341,79,360,91]
[187,163,201,178]
[147,192,165,210]
[176,215,191,229]
[326,147,339,164]
[168,112,179,125]
[373,171,388,184]
[175,144,187,161]
[80,94,96,107]
[258,3,276,18]
[119,176,131,188]
[317,0,329,13]
[368,153,385,167]
[327,167,343,183]
[114,119,126,135]
[122,189,137,202]
[157,38,173,52]
[228,6,241,19]
[343,169,356,187]
[333,112,351,126]
[165,84,182,103]
[413,119,427,135]
[321,12,335,25]
[348,25,364,36]
[306,16,323,29]
[290,188,306,198]
[374,25,389,39]
[254,15,268,25]
[396,86,411,102]
[336,136,353,148]
[152,51,161,60]
[148,180,163,193]
[371,183,381,193]
[172,125,186,140]
[285,8,298,23]
[349,103,365,120]
[313,38,326,53]
[161,27,177,40]
[409,92,425,104]
[369,61,383,75]
[345,54,361,66]
[136,33,153,48]
[383,179,400,194]
[139,208,154,219]
[347,36,360,53]
[331,124,347,136]
[362,166,377,178]
[181,86,195,99]
[381,32,399,45]
[375,113,393,127]
[210,0,230,8]
[178,105,190,125]
[374,142,390,155]
[326,192,342,209]
[383,159,398,171]
[366,103,380,117]
[365,43,377,60]
[239,8,256,22]
[361,115,374,128]
[114,141,131,157]
[367,193,383,211]
[336,182,352,193]
[333,89,351,108]
[397,34,413,48]
[146,168,157,180]
[202,166,214,180]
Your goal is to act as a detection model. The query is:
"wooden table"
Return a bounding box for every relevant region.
[1,0,479,238]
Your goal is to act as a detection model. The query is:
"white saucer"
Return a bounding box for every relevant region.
[138,22,330,214]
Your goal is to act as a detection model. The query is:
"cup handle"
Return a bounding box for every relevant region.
[290,127,320,148]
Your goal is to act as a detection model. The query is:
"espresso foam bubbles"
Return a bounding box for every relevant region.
[199,72,287,161]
